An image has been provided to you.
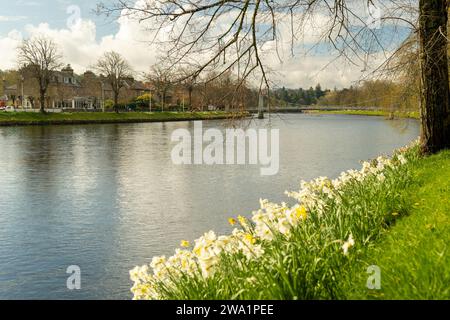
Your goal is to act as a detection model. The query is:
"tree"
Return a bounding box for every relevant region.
[28,96,35,109]
[94,51,133,113]
[100,1,450,153]
[147,65,173,111]
[17,36,62,113]
[315,84,324,100]
[418,0,450,153]
[177,67,198,110]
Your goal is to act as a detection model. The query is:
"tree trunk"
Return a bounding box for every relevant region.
[39,91,46,113]
[188,87,193,111]
[114,92,119,113]
[419,0,450,154]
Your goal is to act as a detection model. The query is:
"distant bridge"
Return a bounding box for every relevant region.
[246,106,384,113]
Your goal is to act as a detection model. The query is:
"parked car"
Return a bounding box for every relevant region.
[5,106,16,112]
[0,106,6,111]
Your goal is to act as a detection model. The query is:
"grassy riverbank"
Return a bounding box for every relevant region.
[130,139,450,300]
[0,111,240,126]
[342,149,450,299]
[305,109,420,119]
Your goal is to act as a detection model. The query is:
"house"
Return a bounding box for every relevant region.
[100,75,150,103]
[6,64,150,110]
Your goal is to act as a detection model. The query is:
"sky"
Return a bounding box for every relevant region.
[0,0,413,89]
[0,0,118,38]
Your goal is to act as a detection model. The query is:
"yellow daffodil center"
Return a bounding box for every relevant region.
[295,206,308,220]
[180,240,190,248]
[244,233,256,245]
[238,215,247,226]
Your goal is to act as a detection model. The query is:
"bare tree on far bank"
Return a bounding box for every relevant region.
[147,65,173,112]
[17,36,63,113]
[177,66,198,111]
[94,51,133,113]
[98,0,449,153]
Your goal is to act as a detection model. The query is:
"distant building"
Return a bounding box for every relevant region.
[6,64,150,110]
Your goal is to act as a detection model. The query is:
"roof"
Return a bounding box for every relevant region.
[125,80,148,91]
[102,80,149,92]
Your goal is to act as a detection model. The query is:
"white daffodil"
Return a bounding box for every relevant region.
[342,234,355,255]
[130,139,418,300]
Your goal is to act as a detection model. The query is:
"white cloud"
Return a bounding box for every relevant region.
[0,15,161,78]
[0,3,396,89]
[0,30,23,70]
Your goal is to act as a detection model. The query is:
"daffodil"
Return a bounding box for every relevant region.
[295,205,308,220]
[238,215,248,227]
[342,234,355,255]
[397,154,407,165]
[180,240,190,248]
[244,233,257,245]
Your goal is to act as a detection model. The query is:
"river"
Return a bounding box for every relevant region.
[0,114,419,299]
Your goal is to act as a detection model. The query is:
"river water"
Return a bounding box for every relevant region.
[0,114,419,299]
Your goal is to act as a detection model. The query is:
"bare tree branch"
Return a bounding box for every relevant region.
[17,35,63,113]
[94,51,134,112]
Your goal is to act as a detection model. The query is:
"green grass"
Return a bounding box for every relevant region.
[306,109,420,119]
[340,150,450,299]
[0,111,239,126]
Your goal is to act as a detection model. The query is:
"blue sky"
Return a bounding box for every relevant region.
[0,0,118,39]
[0,0,415,88]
